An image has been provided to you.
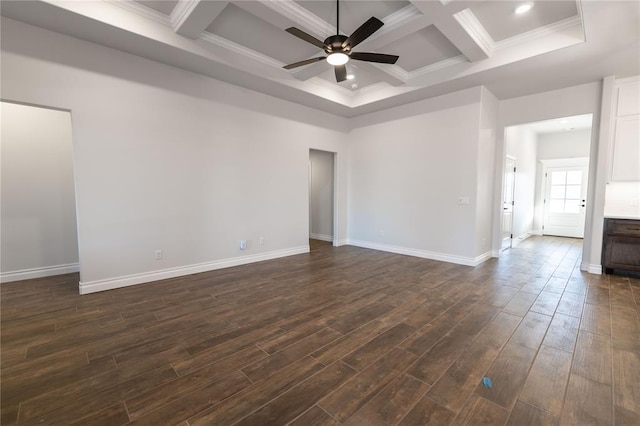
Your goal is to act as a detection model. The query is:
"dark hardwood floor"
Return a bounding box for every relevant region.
[2,236,639,425]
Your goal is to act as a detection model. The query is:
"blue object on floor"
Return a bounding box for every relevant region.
[482,377,493,389]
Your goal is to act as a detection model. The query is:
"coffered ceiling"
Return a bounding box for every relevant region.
[1,1,639,117]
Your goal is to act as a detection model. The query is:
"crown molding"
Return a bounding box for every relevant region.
[307,76,357,99]
[199,31,283,69]
[453,9,495,56]
[264,0,334,37]
[494,15,584,51]
[356,81,392,96]
[170,0,197,29]
[370,63,408,83]
[408,55,468,80]
[104,0,171,26]
[383,4,423,30]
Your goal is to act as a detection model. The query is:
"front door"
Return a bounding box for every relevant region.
[543,165,588,238]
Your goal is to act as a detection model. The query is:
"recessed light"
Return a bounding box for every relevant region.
[561,119,569,124]
[351,83,358,89]
[515,3,533,15]
[346,74,355,80]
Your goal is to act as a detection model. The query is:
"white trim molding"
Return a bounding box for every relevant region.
[1,263,80,283]
[581,262,603,275]
[333,239,348,247]
[79,246,309,294]
[511,232,532,248]
[347,240,492,267]
[105,0,172,26]
[310,233,333,242]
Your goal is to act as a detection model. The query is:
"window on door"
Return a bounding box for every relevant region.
[549,170,582,214]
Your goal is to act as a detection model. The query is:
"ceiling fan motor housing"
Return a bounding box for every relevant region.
[324,35,350,54]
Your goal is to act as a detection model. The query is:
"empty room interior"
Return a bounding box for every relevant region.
[1,0,640,424]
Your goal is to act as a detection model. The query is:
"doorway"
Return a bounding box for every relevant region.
[500,113,593,252]
[502,156,516,250]
[0,101,80,283]
[309,149,336,244]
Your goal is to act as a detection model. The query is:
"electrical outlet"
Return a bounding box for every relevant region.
[239,240,247,250]
[631,199,639,207]
[259,237,265,245]
[155,250,162,260]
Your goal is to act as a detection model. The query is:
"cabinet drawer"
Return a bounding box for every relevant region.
[611,220,640,236]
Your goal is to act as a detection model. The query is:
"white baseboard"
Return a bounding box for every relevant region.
[581,262,602,275]
[1,263,80,283]
[511,232,532,248]
[491,250,502,258]
[333,239,348,247]
[310,233,333,242]
[79,246,309,294]
[347,240,491,267]
[530,230,543,236]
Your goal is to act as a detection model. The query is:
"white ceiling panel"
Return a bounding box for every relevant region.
[378,25,462,72]
[470,0,579,42]
[294,0,410,35]
[206,3,320,65]
[134,0,178,16]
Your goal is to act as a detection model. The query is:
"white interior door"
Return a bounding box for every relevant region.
[543,165,588,238]
[502,157,516,250]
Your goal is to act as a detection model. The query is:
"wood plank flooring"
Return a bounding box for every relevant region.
[2,236,639,425]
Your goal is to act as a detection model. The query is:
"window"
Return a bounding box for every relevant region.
[549,170,582,213]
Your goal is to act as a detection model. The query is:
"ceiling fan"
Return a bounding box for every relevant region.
[282,0,399,83]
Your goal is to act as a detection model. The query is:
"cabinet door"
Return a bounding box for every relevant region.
[611,114,640,181]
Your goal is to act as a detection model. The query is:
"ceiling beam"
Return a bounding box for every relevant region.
[173,0,229,39]
[409,0,491,62]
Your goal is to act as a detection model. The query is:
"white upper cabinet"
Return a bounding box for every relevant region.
[609,77,640,181]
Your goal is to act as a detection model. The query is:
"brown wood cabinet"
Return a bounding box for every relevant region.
[603,218,640,274]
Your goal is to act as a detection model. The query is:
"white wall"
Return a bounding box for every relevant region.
[496,82,604,273]
[309,149,334,241]
[1,102,79,282]
[475,87,499,256]
[538,129,592,160]
[504,126,537,239]
[348,87,494,265]
[1,18,349,293]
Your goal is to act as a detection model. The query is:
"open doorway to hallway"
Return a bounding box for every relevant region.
[0,101,80,284]
[309,149,336,244]
[501,114,593,250]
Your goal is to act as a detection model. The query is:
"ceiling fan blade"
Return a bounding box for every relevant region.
[350,52,399,64]
[343,17,384,49]
[335,64,347,82]
[285,27,326,49]
[283,57,326,69]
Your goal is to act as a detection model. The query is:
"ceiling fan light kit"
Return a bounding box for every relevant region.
[283,0,399,83]
[327,52,349,66]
